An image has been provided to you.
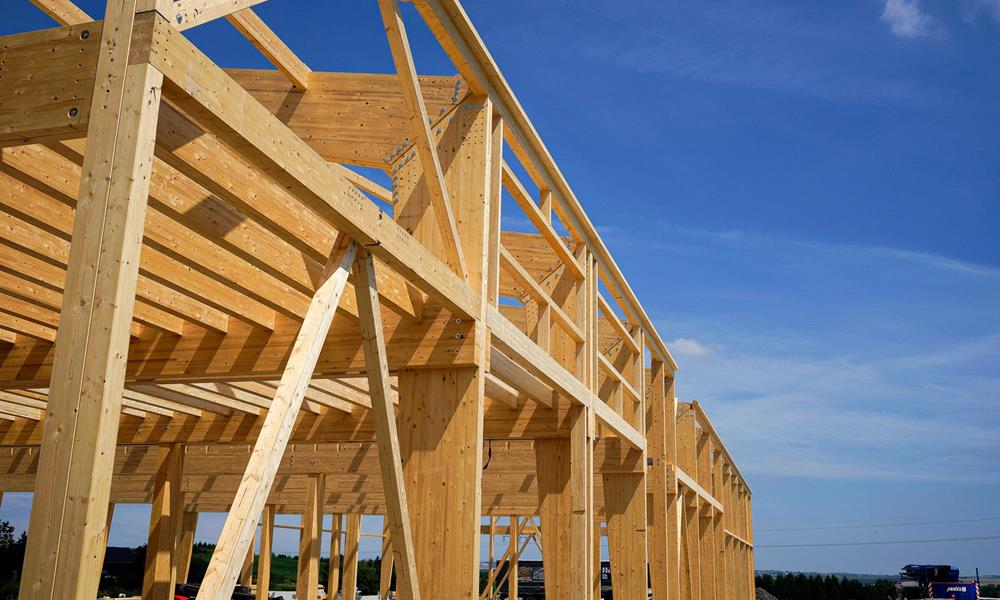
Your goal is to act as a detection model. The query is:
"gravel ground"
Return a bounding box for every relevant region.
[756,587,782,600]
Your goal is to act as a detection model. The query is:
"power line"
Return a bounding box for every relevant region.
[758,516,1000,532]
[758,534,1000,548]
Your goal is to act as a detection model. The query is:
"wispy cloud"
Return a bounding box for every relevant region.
[473,0,953,107]
[632,223,1000,483]
[881,0,947,39]
[962,0,1000,22]
[608,222,1000,280]
[669,337,712,357]
[676,333,1000,482]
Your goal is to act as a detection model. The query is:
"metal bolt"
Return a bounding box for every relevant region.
[80,30,90,40]
[175,13,183,24]
[68,107,79,118]
[454,333,463,339]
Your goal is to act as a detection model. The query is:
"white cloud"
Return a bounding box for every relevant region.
[962,0,1000,22]
[881,0,947,39]
[669,337,712,357]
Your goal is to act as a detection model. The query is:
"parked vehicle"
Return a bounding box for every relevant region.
[895,564,979,600]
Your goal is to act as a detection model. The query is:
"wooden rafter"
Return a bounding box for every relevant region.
[226,9,311,89]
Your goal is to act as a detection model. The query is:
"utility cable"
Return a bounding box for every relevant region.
[757,534,1000,548]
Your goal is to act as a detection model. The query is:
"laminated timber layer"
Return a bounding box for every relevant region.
[0,1,753,600]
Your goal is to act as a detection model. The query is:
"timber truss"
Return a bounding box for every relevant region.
[0,1,754,599]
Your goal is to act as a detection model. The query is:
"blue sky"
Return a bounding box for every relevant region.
[2,0,999,577]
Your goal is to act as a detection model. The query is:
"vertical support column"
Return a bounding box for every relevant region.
[143,444,184,600]
[592,517,603,600]
[645,362,674,600]
[394,94,493,600]
[535,405,590,600]
[603,442,647,600]
[98,503,116,584]
[712,454,726,600]
[698,507,716,600]
[696,435,715,600]
[327,513,342,600]
[536,436,571,600]
[487,516,496,600]
[297,474,325,600]
[175,512,199,585]
[722,470,735,600]
[682,491,702,600]
[19,4,163,598]
[746,490,755,600]
[508,515,519,600]
[256,506,273,600]
[239,537,254,587]
[342,514,361,600]
[380,521,394,599]
[486,114,504,308]
[398,367,484,599]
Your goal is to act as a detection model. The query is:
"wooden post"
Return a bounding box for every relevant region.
[18,2,163,597]
[196,240,356,600]
[142,445,184,600]
[535,405,591,600]
[508,515,519,600]
[646,364,673,600]
[592,517,602,600]
[175,512,199,585]
[297,474,325,600]
[379,521,393,599]
[97,503,115,585]
[327,513,342,600]
[683,492,701,600]
[603,447,647,600]
[342,514,361,600]
[256,506,274,600]
[239,534,254,588]
[398,366,484,599]
[488,516,496,600]
[391,90,492,599]
[698,508,716,600]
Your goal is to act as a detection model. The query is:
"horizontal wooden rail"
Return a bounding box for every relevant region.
[675,465,723,513]
[725,529,754,548]
[486,306,644,450]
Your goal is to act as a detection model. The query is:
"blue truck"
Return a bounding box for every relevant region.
[896,564,980,600]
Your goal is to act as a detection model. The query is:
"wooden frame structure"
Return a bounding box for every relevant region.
[0,1,753,599]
